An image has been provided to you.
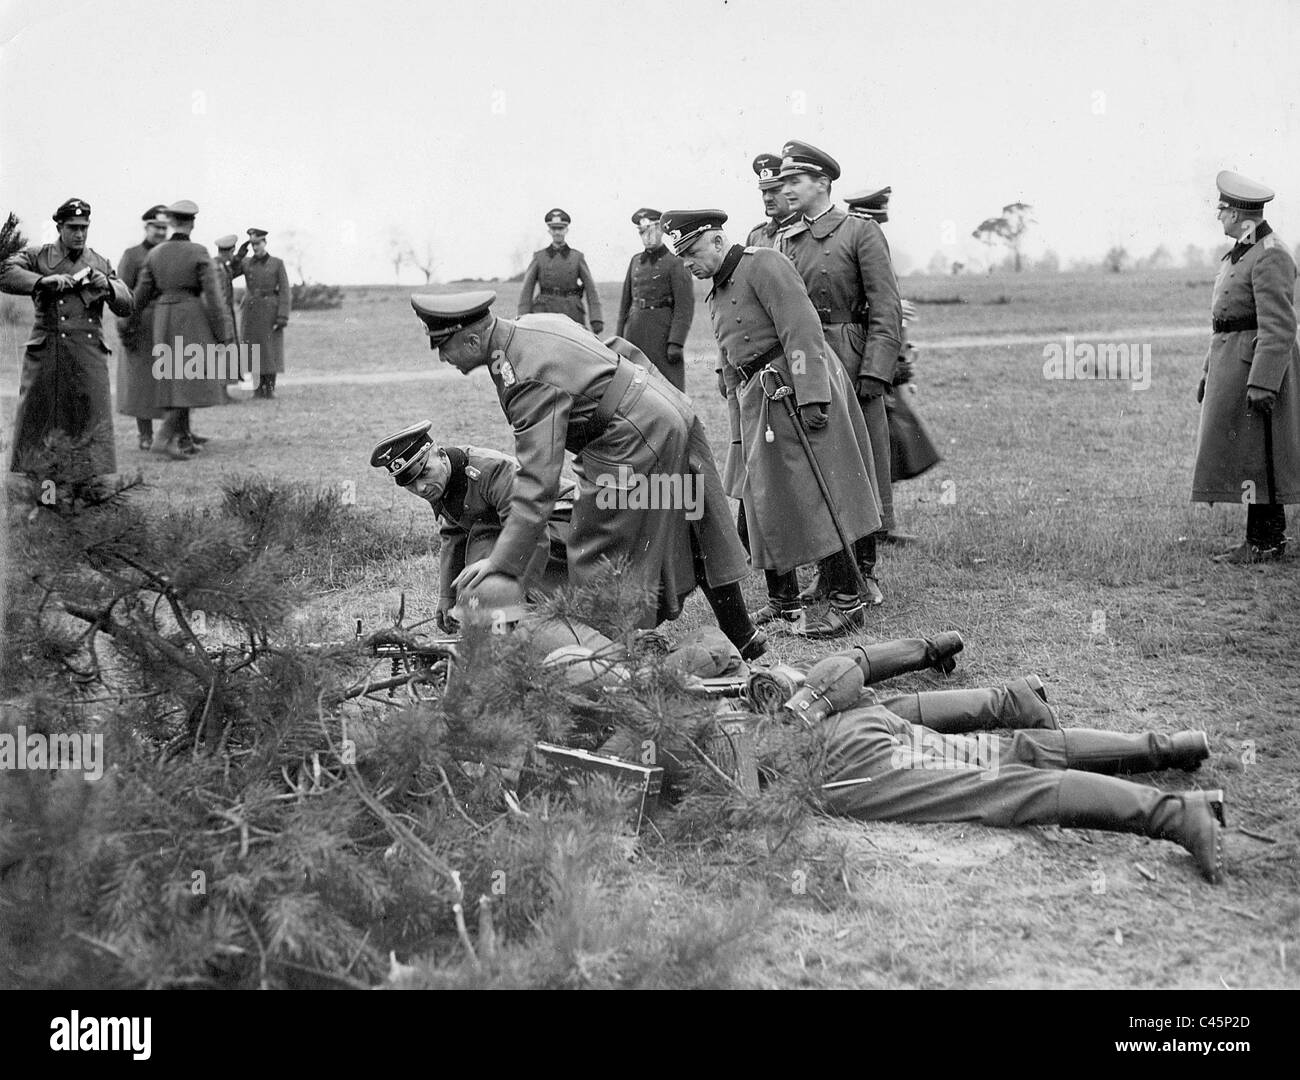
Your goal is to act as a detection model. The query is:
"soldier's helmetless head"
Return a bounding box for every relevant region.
[434,313,494,373]
[548,224,568,246]
[761,187,794,219]
[680,230,728,278]
[168,213,196,235]
[637,217,663,250]
[781,171,830,214]
[58,222,89,251]
[251,235,268,254]
[145,220,169,244]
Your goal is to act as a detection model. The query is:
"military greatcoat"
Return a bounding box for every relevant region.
[707,245,881,572]
[478,313,747,628]
[229,252,290,373]
[115,240,165,419]
[517,245,604,330]
[615,244,694,389]
[1,242,133,475]
[134,235,234,409]
[782,208,902,530]
[1192,224,1300,504]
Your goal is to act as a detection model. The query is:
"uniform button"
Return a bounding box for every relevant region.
[61,333,67,338]
[731,299,737,304]
[736,317,742,323]
[743,335,750,342]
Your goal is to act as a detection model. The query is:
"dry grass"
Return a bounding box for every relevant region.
[3,268,1297,988]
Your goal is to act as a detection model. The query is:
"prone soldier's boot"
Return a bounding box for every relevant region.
[1062,730,1210,774]
[1055,772,1225,884]
[842,632,964,684]
[891,676,1058,733]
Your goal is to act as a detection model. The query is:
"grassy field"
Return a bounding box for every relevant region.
[4,268,1298,989]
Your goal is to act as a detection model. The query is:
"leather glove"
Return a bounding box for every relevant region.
[590,320,604,335]
[435,598,459,633]
[1196,377,1206,404]
[1247,386,1276,414]
[37,273,76,294]
[892,358,915,385]
[716,368,728,399]
[666,343,684,364]
[237,239,251,255]
[273,318,288,331]
[799,403,829,430]
[857,376,888,400]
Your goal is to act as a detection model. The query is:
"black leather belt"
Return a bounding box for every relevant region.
[540,287,582,296]
[1212,316,1257,333]
[633,298,672,310]
[575,358,639,451]
[736,342,786,384]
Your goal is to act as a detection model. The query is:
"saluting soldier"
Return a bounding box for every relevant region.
[229,228,290,398]
[780,141,902,606]
[661,209,881,639]
[408,290,765,659]
[133,201,235,459]
[212,235,243,393]
[371,422,577,631]
[1,198,133,479]
[1193,171,1300,563]
[517,209,604,334]
[615,208,694,390]
[116,205,170,450]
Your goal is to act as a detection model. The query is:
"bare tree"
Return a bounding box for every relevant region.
[1,211,26,263]
[278,229,311,284]
[971,202,1035,272]
[406,236,437,285]
[387,227,409,283]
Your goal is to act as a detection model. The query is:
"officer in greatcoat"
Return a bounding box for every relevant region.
[1,198,133,479]
[1193,170,1300,562]
[661,209,881,639]
[779,141,901,606]
[371,421,577,630]
[616,208,694,390]
[517,209,604,333]
[408,291,765,659]
[116,205,169,450]
[133,201,235,459]
[229,228,290,398]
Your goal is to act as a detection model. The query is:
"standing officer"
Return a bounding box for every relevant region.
[615,208,694,390]
[745,153,801,248]
[229,228,290,398]
[212,234,243,394]
[1193,171,1299,563]
[718,155,806,551]
[516,209,604,334]
[1,198,133,480]
[408,290,765,660]
[116,205,170,450]
[661,209,881,639]
[133,200,234,459]
[780,141,901,606]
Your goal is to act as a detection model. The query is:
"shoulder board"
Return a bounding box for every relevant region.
[1261,234,1278,250]
[465,465,481,481]
[744,246,759,254]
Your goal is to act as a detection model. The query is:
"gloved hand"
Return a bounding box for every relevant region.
[436,597,459,633]
[799,402,829,430]
[590,320,604,335]
[237,239,251,255]
[716,368,728,399]
[892,358,915,385]
[857,376,888,400]
[1196,377,1206,404]
[666,343,684,364]
[1247,386,1276,414]
[273,318,288,331]
[37,273,76,294]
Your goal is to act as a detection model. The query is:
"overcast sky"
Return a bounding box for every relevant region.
[2,0,1298,283]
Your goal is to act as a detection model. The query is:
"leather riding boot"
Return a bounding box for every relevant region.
[882,677,1057,733]
[151,412,190,461]
[842,631,965,685]
[1055,771,1225,883]
[1062,730,1210,774]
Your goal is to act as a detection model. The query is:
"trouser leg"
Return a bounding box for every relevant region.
[764,568,801,611]
[735,500,749,553]
[854,532,877,578]
[691,528,756,650]
[136,418,153,438]
[1247,503,1286,547]
[879,678,1056,734]
[820,548,861,611]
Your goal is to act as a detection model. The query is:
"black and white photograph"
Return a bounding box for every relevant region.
[0,0,1296,1024]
